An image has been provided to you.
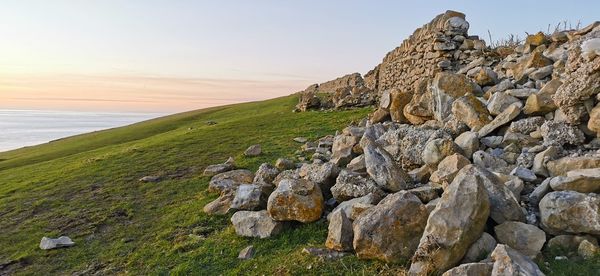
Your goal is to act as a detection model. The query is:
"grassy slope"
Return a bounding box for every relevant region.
[0,95,597,275]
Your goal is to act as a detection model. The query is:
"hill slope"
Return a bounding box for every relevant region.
[0,95,597,275]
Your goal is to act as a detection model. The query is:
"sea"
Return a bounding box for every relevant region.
[0,109,164,152]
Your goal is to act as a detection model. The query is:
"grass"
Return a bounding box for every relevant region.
[0,95,597,275]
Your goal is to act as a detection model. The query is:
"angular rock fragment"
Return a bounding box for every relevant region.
[267,178,324,223]
[325,209,354,252]
[539,191,600,235]
[231,210,285,238]
[490,244,545,276]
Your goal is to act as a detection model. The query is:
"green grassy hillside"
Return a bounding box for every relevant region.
[0,95,597,275]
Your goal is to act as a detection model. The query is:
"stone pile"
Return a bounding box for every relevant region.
[206,11,600,275]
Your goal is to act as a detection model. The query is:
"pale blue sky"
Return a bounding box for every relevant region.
[0,1,598,111]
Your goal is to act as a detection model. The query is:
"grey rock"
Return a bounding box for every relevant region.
[461,232,497,263]
[487,92,522,116]
[267,178,324,223]
[510,167,537,182]
[275,158,296,171]
[328,193,382,221]
[238,245,255,260]
[479,104,521,138]
[203,163,234,177]
[442,262,493,276]
[325,209,354,251]
[495,221,546,257]
[231,210,284,238]
[454,131,479,157]
[253,163,279,185]
[540,121,585,147]
[208,170,254,194]
[490,244,545,276]
[244,144,262,156]
[361,137,411,192]
[39,236,75,250]
[231,184,270,211]
[331,170,384,202]
[539,191,600,235]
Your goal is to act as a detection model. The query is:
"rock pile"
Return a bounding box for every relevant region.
[206,10,600,275]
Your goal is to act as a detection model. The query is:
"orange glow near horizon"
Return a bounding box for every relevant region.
[0,73,308,113]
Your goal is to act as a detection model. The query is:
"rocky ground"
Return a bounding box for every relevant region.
[205,11,600,275]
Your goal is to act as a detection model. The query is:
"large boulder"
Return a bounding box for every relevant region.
[539,120,585,147]
[490,244,545,276]
[231,184,271,211]
[361,137,411,192]
[539,191,600,235]
[267,178,324,223]
[431,72,479,122]
[409,165,490,275]
[388,89,413,123]
[494,221,546,257]
[325,209,354,252]
[231,210,285,238]
[331,170,385,202]
[430,153,471,187]
[452,94,492,131]
[298,161,339,197]
[208,170,254,194]
[353,191,428,263]
[546,156,600,176]
[253,163,279,185]
[549,173,600,193]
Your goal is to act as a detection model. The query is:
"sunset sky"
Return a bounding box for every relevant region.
[1,0,598,112]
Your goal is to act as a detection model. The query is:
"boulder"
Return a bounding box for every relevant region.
[546,156,600,176]
[203,190,235,215]
[454,131,479,157]
[325,209,354,252]
[331,134,359,166]
[442,263,493,276]
[578,240,599,260]
[244,144,262,156]
[523,79,561,115]
[328,193,382,221]
[472,151,509,173]
[409,165,490,275]
[478,103,521,137]
[275,158,296,171]
[508,117,545,135]
[353,192,428,263]
[430,153,471,187]
[203,163,234,177]
[370,108,390,123]
[532,146,559,177]
[389,89,413,123]
[208,170,254,194]
[407,184,443,204]
[331,170,385,202]
[461,232,497,263]
[253,163,279,185]
[231,184,271,211]
[346,155,366,174]
[298,162,338,197]
[267,178,324,223]
[494,221,546,257]
[490,244,545,276]
[452,94,492,131]
[547,235,599,253]
[39,236,75,250]
[587,102,600,136]
[549,174,600,193]
[539,120,585,147]
[361,137,411,192]
[487,92,522,116]
[231,210,285,238]
[474,67,498,86]
[431,72,479,122]
[512,51,553,82]
[422,138,461,166]
[539,191,600,235]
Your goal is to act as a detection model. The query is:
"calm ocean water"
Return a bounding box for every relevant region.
[0,109,163,152]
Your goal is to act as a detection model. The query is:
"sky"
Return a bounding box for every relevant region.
[1,1,598,113]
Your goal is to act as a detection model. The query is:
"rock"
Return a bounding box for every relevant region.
[490,244,545,276]
[461,232,497,263]
[349,203,374,220]
[474,67,498,86]
[408,165,432,184]
[238,245,255,260]
[208,170,254,194]
[267,178,324,223]
[531,146,558,177]
[39,236,75,250]
[203,190,235,215]
[512,51,553,82]
[409,165,490,275]
[407,184,443,203]
[495,221,546,257]
[473,151,509,173]
[293,137,308,143]
[547,235,599,253]
[422,138,461,166]
[478,104,521,137]
[462,165,525,224]
[325,209,354,252]
[231,184,270,210]
[510,167,537,182]
[539,191,600,235]
[389,89,413,123]
[588,103,600,136]
[203,163,234,177]
[139,175,161,183]
[506,88,538,99]
[379,89,391,108]
[549,174,600,193]
[298,162,338,197]
[430,153,471,187]
[444,16,469,34]
[244,144,262,157]
[529,179,551,206]
[370,108,390,123]
[253,163,279,185]
[431,72,479,122]
[331,134,359,166]
[487,92,522,116]
[578,240,599,260]
[529,65,553,80]
[454,131,479,157]
[273,169,300,187]
[302,247,349,259]
[353,191,428,263]
[331,170,384,202]
[547,156,600,176]
[526,32,548,47]
[361,137,411,192]
[275,158,295,171]
[508,117,545,135]
[452,94,492,131]
[231,210,285,238]
[523,79,561,115]
[539,121,585,147]
[442,263,493,276]
[346,155,366,174]
[328,193,382,221]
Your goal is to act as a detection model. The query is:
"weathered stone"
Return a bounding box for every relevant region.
[408,165,433,184]
[578,240,599,260]
[474,67,498,87]
[293,137,308,143]
[487,92,522,116]
[244,144,262,156]
[231,210,285,238]
[454,131,479,157]
[331,170,384,202]
[353,191,428,263]
[407,184,443,204]
[203,190,235,215]
[529,178,551,206]
[326,209,354,252]
[430,153,471,187]
[389,89,413,123]
[370,108,390,123]
[302,247,350,259]
[462,232,497,263]
[275,158,295,171]
[539,191,600,235]
[523,79,561,115]
[349,202,375,220]
[208,170,254,194]
[431,72,479,122]
[331,134,359,166]
[442,263,493,276]
[495,221,546,257]
[267,178,324,223]
[361,137,411,192]
[540,120,585,147]
[139,175,161,183]
[512,51,553,82]
[409,165,490,275]
[328,193,381,221]
[532,146,559,177]
[490,244,545,276]
[452,94,492,131]
[478,104,521,137]
[510,167,537,182]
[549,173,600,193]
[508,117,545,135]
[422,137,461,166]
[506,88,538,99]
[231,184,270,210]
[346,155,366,174]
[238,245,255,260]
[526,32,548,47]
[529,65,553,80]
[298,161,338,197]
[203,163,234,177]
[547,235,599,253]
[253,163,279,185]
[39,236,75,250]
[588,102,600,136]
[547,156,600,176]
[473,150,509,173]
